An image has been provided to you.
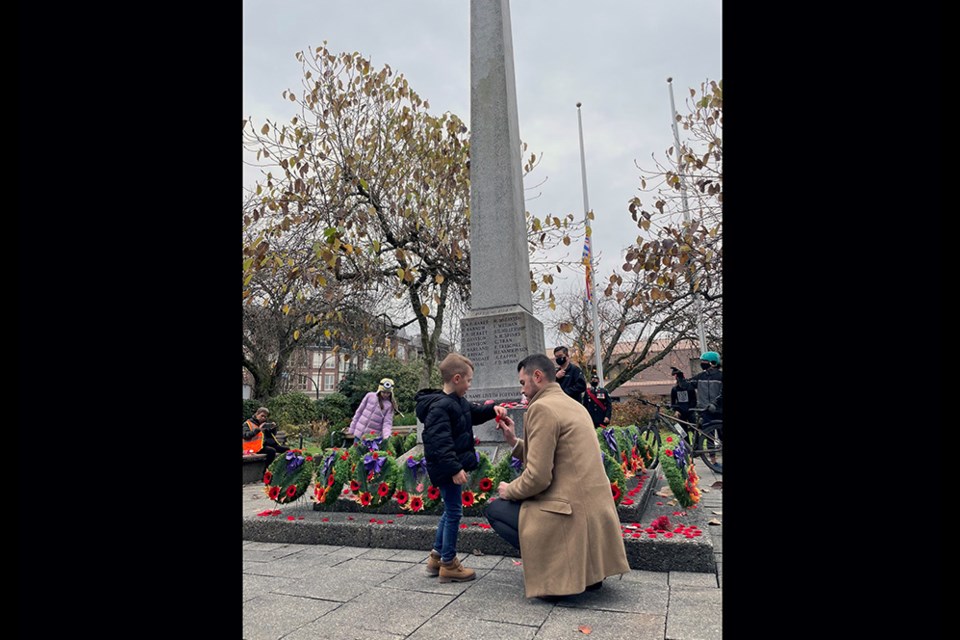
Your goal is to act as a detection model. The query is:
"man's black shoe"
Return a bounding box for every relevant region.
[586,581,603,591]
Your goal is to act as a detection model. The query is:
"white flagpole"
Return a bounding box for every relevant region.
[667,78,708,354]
[576,102,605,386]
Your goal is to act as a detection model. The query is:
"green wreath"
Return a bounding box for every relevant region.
[463,452,496,508]
[383,433,417,457]
[312,447,351,510]
[393,453,442,513]
[600,447,628,506]
[263,449,314,505]
[346,450,401,508]
[492,449,525,488]
[658,429,701,508]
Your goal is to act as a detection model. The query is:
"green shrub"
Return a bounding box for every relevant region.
[243,398,261,421]
[267,392,317,430]
[315,393,351,429]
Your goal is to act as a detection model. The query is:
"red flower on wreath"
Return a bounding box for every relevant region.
[327,474,336,487]
[409,496,424,512]
[395,490,409,506]
[350,480,360,493]
[263,471,273,485]
[664,450,674,457]
[427,486,441,500]
[285,485,298,498]
[479,477,493,492]
[377,482,390,498]
[666,437,673,443]
[610,483,621,501]
[462,491,475,507]
[268,486,281,500]
[341,452,349,460]
[315,486,327,502]
[359,492,372,506]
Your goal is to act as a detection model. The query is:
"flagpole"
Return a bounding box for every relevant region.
[667,78,708,354]
[576,102,605,386]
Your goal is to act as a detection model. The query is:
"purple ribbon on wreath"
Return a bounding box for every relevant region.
[510,456,523,472]
[602,428,619,457]
[363,453,385,475]
[285,450,305,473]
[322,452,337,478]
[673,439,688,479]
[406,456,428,482]
[362,437,382,452]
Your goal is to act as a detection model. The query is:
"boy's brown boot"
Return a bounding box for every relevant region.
[438,556,476,583]
[425,549,442,577]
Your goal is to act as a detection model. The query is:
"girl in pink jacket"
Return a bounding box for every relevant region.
[346,378,396,441]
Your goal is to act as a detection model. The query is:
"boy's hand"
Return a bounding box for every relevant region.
[452,470,468,485]
[493,405,507,419]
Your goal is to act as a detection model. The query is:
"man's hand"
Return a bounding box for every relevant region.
[602,417,610,425]
[556,367,566,379]
[493,405,508,419]
[495,415,518,446]
[497,481,511,499]
[452,470,468,485]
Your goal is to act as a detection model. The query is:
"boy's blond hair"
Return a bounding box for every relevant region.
[438,352,474,382]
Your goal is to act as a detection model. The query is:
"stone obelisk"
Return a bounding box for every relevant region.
[460,0,545,458]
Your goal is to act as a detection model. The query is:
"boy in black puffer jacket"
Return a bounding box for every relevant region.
[415,352,509,584]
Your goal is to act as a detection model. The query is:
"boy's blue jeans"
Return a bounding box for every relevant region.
[433,482,463,562]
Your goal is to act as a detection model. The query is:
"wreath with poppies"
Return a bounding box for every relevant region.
[600,446,628,506]
[597,426,644,480]
[382,433,418,458]
[312,447,351,510]
[658,430,701,508]
[345,449,401,508]
[462,452,496,509]
[491,449,525,489]
[393,453,442,513]
[263,449,314,505]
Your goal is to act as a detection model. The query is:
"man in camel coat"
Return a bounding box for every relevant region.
[484,353,630,600]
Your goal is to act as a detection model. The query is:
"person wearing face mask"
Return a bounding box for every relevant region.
[689,352,722,465]
[582,371,612,428]
[552,346,586,402]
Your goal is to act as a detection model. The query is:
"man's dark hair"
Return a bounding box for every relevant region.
[518,354,557,382]
[553,345,569,356]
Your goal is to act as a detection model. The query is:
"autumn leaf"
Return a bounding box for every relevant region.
[712,511,722,516]
[293,330,300,341]
[708,518,722,526]
[578,625,592,634]
[655,487,673,498]
[558,322,574,333]
[420,304,430,316]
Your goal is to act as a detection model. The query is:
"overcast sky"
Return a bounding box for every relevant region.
[243,0,722,344]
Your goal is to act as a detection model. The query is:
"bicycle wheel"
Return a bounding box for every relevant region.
[696,423,723,474]
[636,423,661,469]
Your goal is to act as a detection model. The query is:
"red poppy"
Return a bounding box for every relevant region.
[387,520,393,524]
[350,480,360,493]
[370,518,377,523]
[377,520,384,524]
[347,516,354,521]
[327,474,336,487]
[268,486,281,500]
[622,498,634,506]
[621,452,628,462]
[322,517,329,522]
[648,533,657,538]
[287,516,295,521]
[610,483,621,500]
[341,453,349,460]
[479,477,493,492]
[462,491,475,507]
[342,489,349,495]
[664,450,674,457]
[478,523,491,529]
[286,485,298,498]
[315,487,326,502]
[359,492,372,506]
[666,437,673,443]
[460,524,468,529]
[664,532,674,538]
[378,482,390,498]
[367,472,375,482]
[428,486,441,500]
[395,490,409,506]
[263,471,273,485]
[305,456,313,461]
[409,497,424,512]
[372,451,379,459]
[631,532,641,538]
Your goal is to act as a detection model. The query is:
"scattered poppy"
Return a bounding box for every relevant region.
[656,502,664,506]
[287,516,295,521]
[297,516,304,520]
[460,524,468,529]
[322,517,329,522]
[648,533,657,538]
[387,520,393,524]
[631,533,641,538]
[271,510,282,515]
[664,532,674,538]
[377,520,384,525]
[622,498,634,506]
[347,516,354,520]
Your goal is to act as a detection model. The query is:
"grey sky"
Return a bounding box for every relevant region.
[243,0,721,344]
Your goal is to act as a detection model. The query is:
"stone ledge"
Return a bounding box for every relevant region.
[243,454,268,484]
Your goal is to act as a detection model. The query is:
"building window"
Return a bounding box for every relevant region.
[325,374,335,391]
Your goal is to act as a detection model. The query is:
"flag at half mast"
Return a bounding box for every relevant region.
[582,230,592,302]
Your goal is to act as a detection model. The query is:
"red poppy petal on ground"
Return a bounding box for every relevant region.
[673,511,682,515]
[287,516,295,521]
[622,499,634,505]
[370,518,377,523]
[645,528,655,533]
[460,524,468,529]
[322,517,329,522]
[387,520,394,524]
[396,514,404,517]
[512,561,522,566]
[648,533,657,538]
[376,520,383,524]
[656,502,664,506]
[272,510,282,515]
[298,516,305,520]
[632,533,641,538]
[347,517,354,521]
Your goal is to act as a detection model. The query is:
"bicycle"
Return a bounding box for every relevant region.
[634,398,723,474]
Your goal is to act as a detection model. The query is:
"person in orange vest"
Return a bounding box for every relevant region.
[243,407,289,466]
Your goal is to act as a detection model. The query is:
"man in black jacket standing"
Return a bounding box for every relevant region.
[553,346,586,402]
